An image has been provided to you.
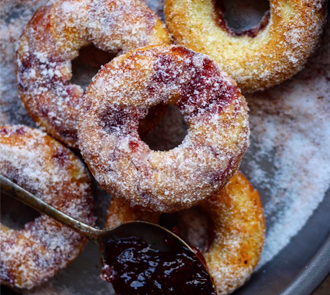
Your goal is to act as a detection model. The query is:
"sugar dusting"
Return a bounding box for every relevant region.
[0,1,329,295]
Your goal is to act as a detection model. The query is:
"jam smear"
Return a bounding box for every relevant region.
[150,49,236,120]
[102,236,215,294]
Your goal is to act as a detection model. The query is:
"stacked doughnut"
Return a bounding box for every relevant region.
[4,0,326,293]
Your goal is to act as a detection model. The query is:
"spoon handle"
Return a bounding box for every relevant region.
[0,174,102,244]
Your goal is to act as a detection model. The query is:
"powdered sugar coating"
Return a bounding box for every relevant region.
[164,0,326,92]
[79,45,249,212]
[0,125,95,289]
[105,172,265,295]
[15,0,170,148]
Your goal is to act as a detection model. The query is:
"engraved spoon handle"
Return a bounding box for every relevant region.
[0,174,103,244]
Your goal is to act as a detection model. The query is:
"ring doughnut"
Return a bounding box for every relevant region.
[78,45,249,212]
[164,0,326,93]
[0,125,94,289]
[105,172,266,295]
[16,0,171,148]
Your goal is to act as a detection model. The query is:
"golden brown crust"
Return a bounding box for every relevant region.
[78,45,249,212]
[105,171,265,295]
[201,171,265,294]
[0,125,95,289]
[16,0,171,148]
[164,0,326,93]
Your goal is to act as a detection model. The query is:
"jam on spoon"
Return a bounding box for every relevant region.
[102,236,215,295]
[0,175,216,294]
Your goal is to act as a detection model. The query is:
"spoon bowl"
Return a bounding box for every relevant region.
[89,220,197,265]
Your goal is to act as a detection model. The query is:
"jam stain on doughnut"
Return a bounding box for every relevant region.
[100,107,144,136]
[129,139,140,153]
[213,0,270,38]
[0,126,27,136]
[17,55,33,92]
[102,236,215,294]
[151,47,238,119]
[179,59,238,119]
[53,149,70,167]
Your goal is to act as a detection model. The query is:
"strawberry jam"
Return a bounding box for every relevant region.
[101,236,215,294]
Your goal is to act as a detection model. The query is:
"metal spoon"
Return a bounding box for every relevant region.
[0,174,213,286]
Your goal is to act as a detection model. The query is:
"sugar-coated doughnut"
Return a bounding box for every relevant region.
[105,172,265,295]
[78,45,249,212]
[0,125,94,289]
[16,0,171,148]
[164,0,326,93]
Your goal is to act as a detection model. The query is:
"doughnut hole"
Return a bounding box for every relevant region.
[1,192,41,230]
[215,0,270,36]
[159,206,216,252]
[71,45,116,89]
[140,105,188,151]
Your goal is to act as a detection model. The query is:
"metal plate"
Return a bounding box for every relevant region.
[1,0,330,294]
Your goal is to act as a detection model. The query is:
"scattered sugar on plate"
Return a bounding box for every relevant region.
[242,20,330,266]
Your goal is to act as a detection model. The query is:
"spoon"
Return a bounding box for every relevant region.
[0,174,214,292]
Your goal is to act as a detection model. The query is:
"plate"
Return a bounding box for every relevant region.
[1,0,330,294]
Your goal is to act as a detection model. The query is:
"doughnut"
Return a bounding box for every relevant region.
[78,45,249,212]
[0,125,94,289]
[105,172,266,295]
[16,0,171,148]
[164,0,326,93]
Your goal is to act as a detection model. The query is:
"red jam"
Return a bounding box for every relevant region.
[101,236,215,294]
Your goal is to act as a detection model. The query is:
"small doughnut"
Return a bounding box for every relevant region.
[16,0,171,148]
[78,45,249,212]
[164,0,326,93]
[0,125,94,289]
[105,172,266,295]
